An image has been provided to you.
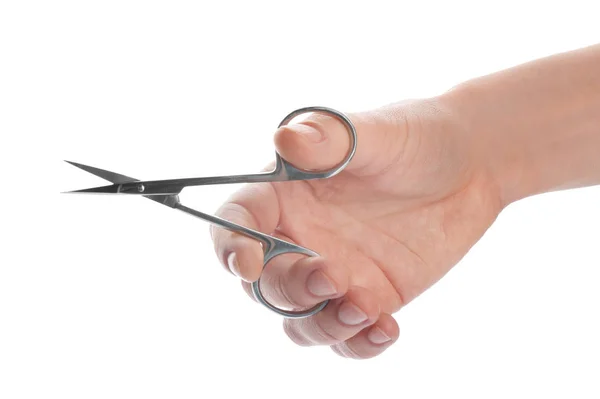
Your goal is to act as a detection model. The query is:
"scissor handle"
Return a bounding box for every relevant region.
[173,201,328,318]
[251,236,329,318]
[100,106,357,196]
[272,106,358,181]
[174,106,358,318]
[254,107,356,316]
[248,106,356,317]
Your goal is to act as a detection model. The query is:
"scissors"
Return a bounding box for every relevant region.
[64,106,357,319]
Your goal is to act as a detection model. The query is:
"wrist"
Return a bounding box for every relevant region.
[439,44,600,208]
[436,84,523,210]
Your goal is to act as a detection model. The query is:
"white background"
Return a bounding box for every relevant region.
[1,1,599,398]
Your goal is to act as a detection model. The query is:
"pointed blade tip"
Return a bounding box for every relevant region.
[63,160,138,184]
[64,160,88,170]
[62,185,121,194]
[62,192,86,195]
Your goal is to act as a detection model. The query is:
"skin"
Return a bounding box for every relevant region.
[210,43,600,359]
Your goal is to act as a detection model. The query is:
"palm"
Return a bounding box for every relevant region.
[268,111,501,313]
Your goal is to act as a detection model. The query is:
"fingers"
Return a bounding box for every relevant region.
[242,254,400,359]
[274,106,408,176]
[211,183,280,282]
[257,256,349,311]
[282,286,381,347]
[331,313,399,359]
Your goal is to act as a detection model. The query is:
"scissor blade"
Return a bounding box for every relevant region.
[64,160,180,208]
[63,184,121,194]
[65,161,278,196]
[64,161,138,184]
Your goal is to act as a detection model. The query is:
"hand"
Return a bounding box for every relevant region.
[210,97,503,359]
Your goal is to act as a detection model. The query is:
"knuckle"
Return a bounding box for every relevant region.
[283,320,311,347]
[340,342,364,360]
[310,318,343,345]
[332,342,362,359]
[217,202,251,225]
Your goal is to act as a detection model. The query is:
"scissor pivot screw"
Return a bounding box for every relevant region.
[137,184,145,193]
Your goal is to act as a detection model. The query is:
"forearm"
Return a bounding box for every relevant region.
[441,43,600,206]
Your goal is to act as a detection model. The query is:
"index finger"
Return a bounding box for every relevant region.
[211,182,280,282]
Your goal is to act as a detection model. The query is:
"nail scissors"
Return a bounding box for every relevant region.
[64,106,357,318]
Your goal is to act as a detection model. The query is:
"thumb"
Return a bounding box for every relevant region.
[273,106,408,176]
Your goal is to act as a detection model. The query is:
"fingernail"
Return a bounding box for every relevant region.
[368,326,391,344]
[227,252,241,278]
[338,302,368,325]
[295,124,324,143]
[307,270,337,297]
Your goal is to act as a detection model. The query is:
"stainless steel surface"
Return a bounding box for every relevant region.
[64,106,357,318]
[66,106,357,196]
[175,203,328,318]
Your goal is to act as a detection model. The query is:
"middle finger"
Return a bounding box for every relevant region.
[283,286,381,346]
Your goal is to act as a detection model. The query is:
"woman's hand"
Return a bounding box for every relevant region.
[208,43,600,360]
[210,97,503,359]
